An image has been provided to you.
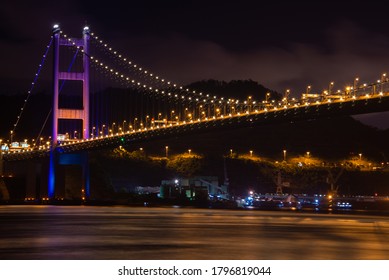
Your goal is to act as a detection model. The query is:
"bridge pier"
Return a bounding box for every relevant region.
[0,154,10,201]
[0,153,3,176]
[48,151,90,201]
[26,161,39,200]
[25,159,50,201]
[1,159,37,202]
[58,151,90,200]
[1,152,89,203]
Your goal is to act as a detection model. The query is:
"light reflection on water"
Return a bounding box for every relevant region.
[0,205,388,260]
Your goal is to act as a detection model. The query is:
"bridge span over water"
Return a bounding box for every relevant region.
[3,90,389,160]
[1,24,389,201]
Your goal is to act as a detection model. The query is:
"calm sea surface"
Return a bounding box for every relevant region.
[0,205,388,259]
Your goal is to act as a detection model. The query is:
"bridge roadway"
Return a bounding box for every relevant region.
[3,92,389,161]
[0,205,388,259]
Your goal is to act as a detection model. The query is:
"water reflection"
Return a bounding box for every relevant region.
[0,206,388,259]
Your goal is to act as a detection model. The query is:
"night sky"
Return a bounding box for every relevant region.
[2,0,389,128]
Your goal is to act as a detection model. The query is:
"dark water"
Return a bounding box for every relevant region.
[1,205,389,260]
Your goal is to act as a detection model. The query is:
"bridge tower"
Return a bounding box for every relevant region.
[48,25,90,200]
[52,24,90,145]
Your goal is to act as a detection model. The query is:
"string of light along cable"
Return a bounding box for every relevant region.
[89,31,235,105]
[62,31,224,108]
[11,37,53,135]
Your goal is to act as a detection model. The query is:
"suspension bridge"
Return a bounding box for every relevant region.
[1,25,389,202]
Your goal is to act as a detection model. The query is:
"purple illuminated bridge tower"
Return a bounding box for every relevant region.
[48,25,90,200]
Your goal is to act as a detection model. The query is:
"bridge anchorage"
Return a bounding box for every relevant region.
[2,24,389,204]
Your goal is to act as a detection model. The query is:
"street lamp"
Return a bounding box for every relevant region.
[306,86,311,95]
[283,150,287,161]
[230,106,235,115]
[265,92,271,103]
[165,146,169,158]
[353,77,359,95]
[283,89,290,105]
[247,96,252,112]
[382,73,387,82]
[188,149,191,155]
[381,73,387,93]
[359,153,362,161]
[198,105,203,119]
[328,82,334,95]
[250,150,253,157]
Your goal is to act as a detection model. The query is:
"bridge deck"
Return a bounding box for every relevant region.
[3,93,388,161]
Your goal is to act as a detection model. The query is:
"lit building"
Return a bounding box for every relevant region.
[160,176,228,200]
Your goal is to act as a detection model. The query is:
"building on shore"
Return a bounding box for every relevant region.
[160,176,229,201]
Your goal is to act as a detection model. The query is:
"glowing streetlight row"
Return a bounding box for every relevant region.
[65,30,255,123]
[7,80,389,154]
[67,35,224,107]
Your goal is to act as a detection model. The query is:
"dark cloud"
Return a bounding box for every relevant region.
[121,20,389,94]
